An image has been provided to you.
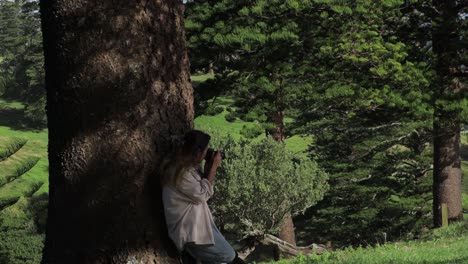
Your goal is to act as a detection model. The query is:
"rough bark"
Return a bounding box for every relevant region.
[432,0,464,227]
[433,116,463,226]
[278,212,296,247]
[266,110,296,246]
[40,0,193,263]
[268,111,286,142]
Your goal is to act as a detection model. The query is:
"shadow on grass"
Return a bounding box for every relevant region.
[461,144,468,161]
[0,106,46,131]
[26,193,48,233]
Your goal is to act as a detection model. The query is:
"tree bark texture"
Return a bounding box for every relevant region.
[433,116,463,226]
[432,0,464,227]
[278,212,296,247]
[268,111,286,142]
[40,0,193,263]
[266,111,296,246]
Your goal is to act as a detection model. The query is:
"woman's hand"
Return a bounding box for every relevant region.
[211,151,222,168]
[204,151,222,184]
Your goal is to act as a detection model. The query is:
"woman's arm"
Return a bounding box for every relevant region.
[177,170,214,204]
[204,151,222,185]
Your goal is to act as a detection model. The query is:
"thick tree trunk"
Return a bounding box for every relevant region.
[432,0,464,227]
[433,116,463,227]
[40,0,193,263]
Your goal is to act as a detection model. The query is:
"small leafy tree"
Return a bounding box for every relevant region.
[208,136,329,238]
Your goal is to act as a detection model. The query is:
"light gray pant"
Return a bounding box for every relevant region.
[184,224,236,264]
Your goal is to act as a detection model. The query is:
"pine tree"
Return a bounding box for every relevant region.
[0,0,23,96]
[294,0,435,245]
[185,0,324,245]
[0,0,45,126]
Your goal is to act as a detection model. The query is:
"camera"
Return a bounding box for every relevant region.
[205,148,225,160]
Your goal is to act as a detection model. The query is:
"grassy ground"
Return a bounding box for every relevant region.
[0,99,48,264]
[269,221,468,264]
[193,95,312,155]
[0,99,49,201]
[191,72,215,87]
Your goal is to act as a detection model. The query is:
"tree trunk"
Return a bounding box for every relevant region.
[432,0,464,227]
[267,111,296,246]
[433,115,463,227]
[40,0,193,263]
[278,212,296,247]
[269,111,286,142]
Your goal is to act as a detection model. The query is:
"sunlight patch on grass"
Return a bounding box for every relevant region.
[195,108,311,154]
[0,98,25,109]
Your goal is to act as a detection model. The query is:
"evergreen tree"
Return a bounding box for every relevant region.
[294,0,434,245]
[185,0,325,245]
[0,0,23,96]
[186,0,317,140]
[0,0,45,126]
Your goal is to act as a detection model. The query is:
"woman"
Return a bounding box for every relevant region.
[161,130,239,264]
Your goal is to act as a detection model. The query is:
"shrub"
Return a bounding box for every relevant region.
[0,138,28,162]
[224,112,237,122]
[24,97,47,127]
[13,157,40,178]
[0,75,15,97]
[240,124,263,139]
[0,157,40,187]
[0,229,44,264]
[205,105,224,116]
[208,136,329,238]
[243,111,258,122]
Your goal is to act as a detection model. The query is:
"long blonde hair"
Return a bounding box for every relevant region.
[161,130,210,187]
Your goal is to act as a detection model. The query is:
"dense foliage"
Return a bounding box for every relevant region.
[186,0,319,138]
[293,0,437,245]
[0,0,45,126]
[185,0,445,245]
[208,135,329,238]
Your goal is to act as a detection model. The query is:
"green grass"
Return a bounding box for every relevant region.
[0,98,26,110]
[269,221,468,264]
[0,137,28,161]
[462,134,467,145]
[192,77,312,154]
[195,108,312,155]
[0,98,48,263]
[191,72,215,87]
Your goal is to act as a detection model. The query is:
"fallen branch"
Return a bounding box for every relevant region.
[261,234,328,257]
[237,234,328,260]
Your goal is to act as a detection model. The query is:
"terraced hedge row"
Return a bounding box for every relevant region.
[0,135,48,264]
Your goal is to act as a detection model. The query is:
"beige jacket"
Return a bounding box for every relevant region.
[162,166,215,251]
